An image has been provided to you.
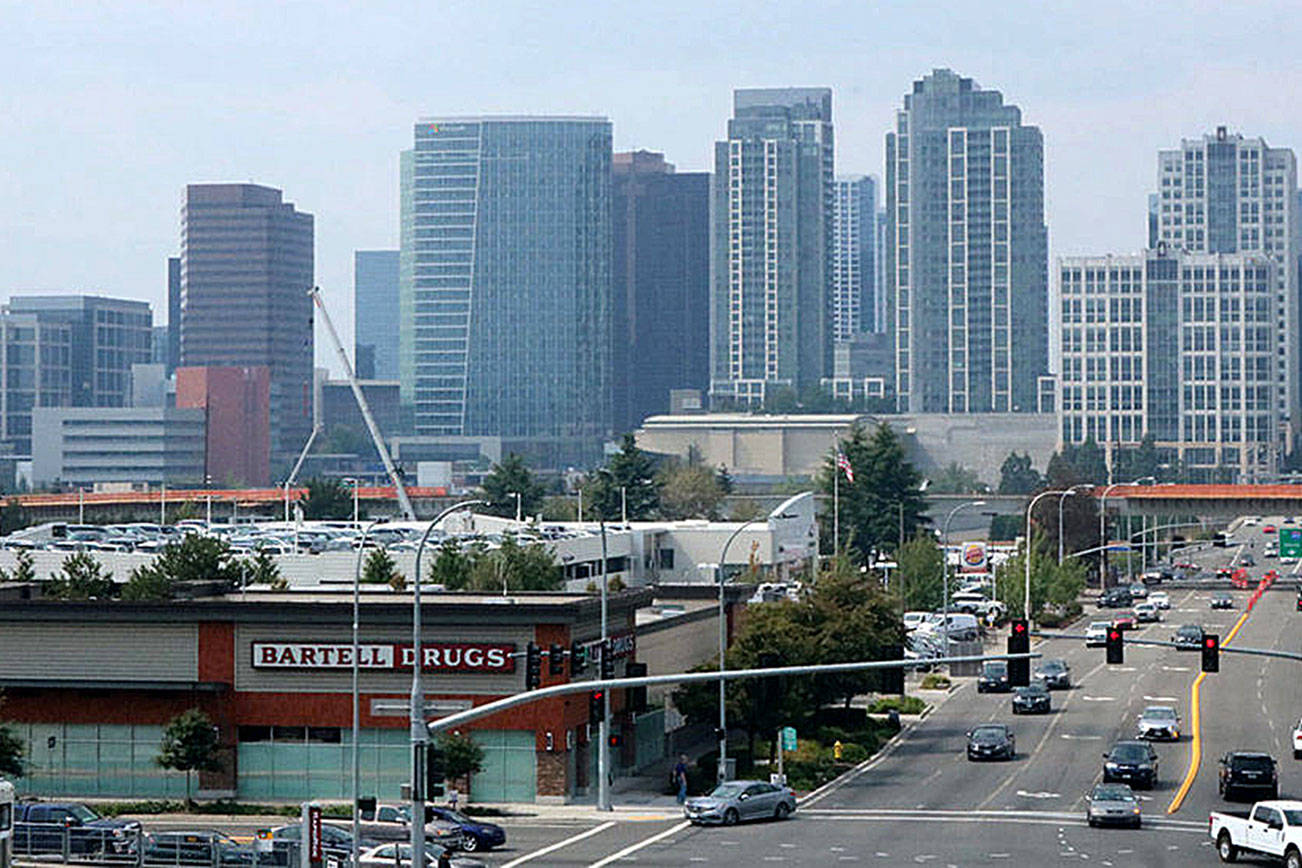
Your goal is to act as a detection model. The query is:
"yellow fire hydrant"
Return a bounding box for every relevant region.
[833,740,843,760]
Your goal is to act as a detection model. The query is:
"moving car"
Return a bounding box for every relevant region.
[1173,624,1205,649]
[1220,751,1280,801]
[683,780,797,826]
[1136,705,1181,741]
[423,809,505,853]
[1085,783,1142,828]
[977,660,1011,693]
[1111,610,1137,631]
[1034,658,1071,689]
[1134,602,1161,623]
[1149,591,1171,610]
[1102,740,1159,789]
[1264,524,1278,534]
[1211,592,1235,610]
[1296,588,1302,612]
[1128,583,1148,600]
[1208,800,1302,866]
[1098,588,1133,608]
[1011,683,1050,715]
[270,823,378,863]
[1293,719,1302,760]
[1085,621,1111,647]
[966,724,1015,761]
[356,843,484,868]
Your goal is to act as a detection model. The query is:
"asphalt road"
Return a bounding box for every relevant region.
[484,514,1302,866]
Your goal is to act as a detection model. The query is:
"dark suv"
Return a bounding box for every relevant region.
[1102,740,1159,789]
[1218,751,1279,801]
[14,802,141,855]
[1098,588,1133,608]
[977,661,1011,693]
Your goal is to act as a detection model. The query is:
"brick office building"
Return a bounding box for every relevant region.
[0,589,650,803]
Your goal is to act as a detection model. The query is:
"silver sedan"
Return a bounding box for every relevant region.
[684,780,797,825]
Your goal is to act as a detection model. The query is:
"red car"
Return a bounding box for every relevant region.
[1111,610,1137,631]
[1263,524,1277,533]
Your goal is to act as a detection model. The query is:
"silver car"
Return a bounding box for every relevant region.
[1136,705,1182,741]
[1085,782,1142,828]
[357,843,484,868]
[684,780,797,825]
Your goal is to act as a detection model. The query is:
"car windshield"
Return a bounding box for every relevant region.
[1143,707,1176,720]
[68,805,99,823]
[1231,755,1275,770]
[1016,685,1046,696]
[1110,744,1149,761]
[1040,660,1065,672]
[1091,784,1133,801]
[1178,625,1201,636]
[436,810,471,825]
[972,726,1006,741]
[710,783,747,798]
[983,662,1007,674]
[1090,622,1110,630]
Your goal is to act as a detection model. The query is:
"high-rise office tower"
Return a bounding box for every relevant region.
[354,250,399,381]
[180,183,314,465]
[887,69,1048,414]
[612,150,709,432]
[7,295,153,408]
[832,174,879,338]
[709,87,833,405]
[399,117,612,464]
[1155,127,1298,440]
[0,312,71,455]
[167,256,181,375]
[1058,251,1281,481]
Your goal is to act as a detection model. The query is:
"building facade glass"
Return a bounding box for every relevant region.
[399,117,612,464]
[887,69,1048,414]
[354,250,400,381]
[0,314,71,455]
[832,174,879,338]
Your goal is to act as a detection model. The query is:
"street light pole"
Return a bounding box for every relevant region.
[352,518,383,868]
[1098,477,1155,589]
[1057,485,1093,565]
[942,500,986,650]
[715,517,763,783]
[408,499,486,868]
[597,519,611,811]
[513,492,522,523]
[1025,490,1069,622]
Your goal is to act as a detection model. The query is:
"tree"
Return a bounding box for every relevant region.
[46,552,116,600]
[817,421,928,563]
[437,731,485,800]
[479,454,546,519]
[1112,433,1161,483]
[930,462,986,495]
[586,434,661,521]
[240,550,284,589]
[121,563,175,601]
[659,462,725,520]
[0,549,36,584]
[427,539,475,589]
[461,535,562,592]
[895,534,944,612]
[998,452,1043,495]
[142,535,243,588]
[993,531,1089,621]
[1030,483,1100,568]
[540,496,577,521]
[301,478,351,520]
[1047,438,1108,487]
[0,691,24,778]
[157,708,222,806]
[362,548,403,586]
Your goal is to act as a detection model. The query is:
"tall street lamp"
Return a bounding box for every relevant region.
[1025,490,1070,622]
[351,517,384,868]
[408,499,486,868]
[1098,477,1155,588]
[1057,485,1094,565]
[344,477,360,528]
[942,500,987,649]
[713,516,765,782]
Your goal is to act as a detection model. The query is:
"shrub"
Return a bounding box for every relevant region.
[838,742,870,764]
[868,695,927,715]
[920,673,951,690]
[783,741,835,791]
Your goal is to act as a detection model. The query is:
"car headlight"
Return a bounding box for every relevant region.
[1137,764,1151,771]
[1106,762,1118,770]
[1132,807,1142,814]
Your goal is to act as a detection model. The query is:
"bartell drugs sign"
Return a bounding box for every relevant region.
[252,642,516,673]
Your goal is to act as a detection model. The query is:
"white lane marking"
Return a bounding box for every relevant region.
[1161,666,1191,672]
[1015,790,1060,799]
[500,820,616,868]
[1081,696,1115,702]
[1142,695,1180,702]
[588,820,691,868]
[1061,734,1102,740]
[1107,667,1137,672]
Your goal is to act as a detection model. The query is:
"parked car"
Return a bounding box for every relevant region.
[1085,783,1142,828]
[270,823,378,863]
[356,842,484,868]
[14,802,141,855]
[1219,751,1280,801]
[356,804,464,849]
[683,780,797,825]
[423,809,505,853]
[142,830,255,866]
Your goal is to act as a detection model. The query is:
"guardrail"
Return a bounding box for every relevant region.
[11,826,306,868]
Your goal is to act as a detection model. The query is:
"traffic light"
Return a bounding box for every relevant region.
[1106,628,1124,665]
[549,643,565,676]
[589,690,606,723]
[425,743,445,797]
[625,662,648,713]
[570,641,586,676]
[1202,634,1220,673]
[525,642,542,690]
[600,640,615,680]
[1007,618,1030,686]
[607,733,623,748]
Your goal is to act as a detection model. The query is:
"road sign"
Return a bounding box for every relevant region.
[780,726,797,752]
[1280,527,1302,558]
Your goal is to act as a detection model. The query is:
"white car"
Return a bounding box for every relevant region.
[1085,621,1111,647]
[903,611,930,632]
[1293,719,1302,760]
[1148,591,1171,610]
[1134,602,1161,623]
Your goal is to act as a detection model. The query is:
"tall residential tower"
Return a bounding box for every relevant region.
[709,87,833,405]
[831,174,879,338]
[886,69,1048,414]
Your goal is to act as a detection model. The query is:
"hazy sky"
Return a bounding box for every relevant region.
[3,1,1300,372]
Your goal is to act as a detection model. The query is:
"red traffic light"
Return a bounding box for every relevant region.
[1109,630,1121,641]
[1205,638,1217,648]
[592,690,604,701]
[1013,622,1026,634]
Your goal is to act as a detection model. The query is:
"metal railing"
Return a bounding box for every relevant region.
[10,827,307,868]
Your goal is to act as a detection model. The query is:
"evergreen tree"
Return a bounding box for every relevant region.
[659,462,725,520]
[301,478,352,520]
[895,534,944,612]
[0,691,24,778]
[586,434,661,521]
[46,552,116,600]
[362,548,402,585]
[998,452,1043,495]
[479,453,546,519]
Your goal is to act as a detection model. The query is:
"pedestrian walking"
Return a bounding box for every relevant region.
[673,755,689,804]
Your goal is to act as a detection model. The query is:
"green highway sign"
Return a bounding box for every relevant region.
[1281,527,1302,559]
[780,726,797,752]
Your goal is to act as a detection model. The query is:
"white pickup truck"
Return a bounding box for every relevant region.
[1209,800,1302,866]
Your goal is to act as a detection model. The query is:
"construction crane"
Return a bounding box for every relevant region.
[308,286,416,521]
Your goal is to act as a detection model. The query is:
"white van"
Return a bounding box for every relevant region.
[917,612,981,642]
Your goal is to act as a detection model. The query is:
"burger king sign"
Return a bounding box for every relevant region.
[961,542,988,571]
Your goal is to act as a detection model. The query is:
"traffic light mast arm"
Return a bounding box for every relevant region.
[1031,630,1302,661]
[428,652,1040,735]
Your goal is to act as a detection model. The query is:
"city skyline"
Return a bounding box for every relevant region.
[3,3,1299,375]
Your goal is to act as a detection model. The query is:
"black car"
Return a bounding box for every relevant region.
[1172,624,1205,650]
[1102,740,1159,789]
[1098,588,1133,608]
[1034,658,1071,689]
[424,809,506,853]
[1218,751,1279,800]
[14,802,142,856]
[977,661,1011,693]
[1210,592,1235,610]
[966,724,1015,761]
[143,831,255,866]
[270,823,379,863]
[1011,683,1050,715]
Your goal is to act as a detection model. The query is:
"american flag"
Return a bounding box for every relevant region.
[835,451,854,484]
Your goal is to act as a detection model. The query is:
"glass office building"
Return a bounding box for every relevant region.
[832,174,879,339]
[354,250,400,380]
[399,117,612,464]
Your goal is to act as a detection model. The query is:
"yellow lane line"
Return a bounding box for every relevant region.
[1167,606,1251,814]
